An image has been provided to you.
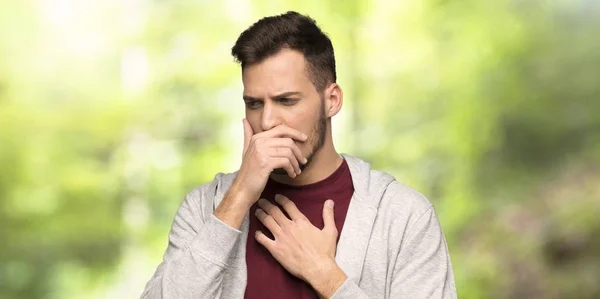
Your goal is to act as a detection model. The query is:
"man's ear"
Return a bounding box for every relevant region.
[324,83,343,118]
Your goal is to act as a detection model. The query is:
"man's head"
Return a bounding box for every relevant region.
[231,11,342,174]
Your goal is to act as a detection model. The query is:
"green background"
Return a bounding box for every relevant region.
[1,0,599,298]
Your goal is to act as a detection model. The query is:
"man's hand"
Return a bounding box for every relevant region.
[214,119,308,229]
[255,194,348,298]
[237,119,308,200]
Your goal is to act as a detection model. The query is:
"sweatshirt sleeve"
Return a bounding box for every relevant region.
[140,184,243,299]
[329,278,370,299]
[330,207,456,299]
[390,206,457,299]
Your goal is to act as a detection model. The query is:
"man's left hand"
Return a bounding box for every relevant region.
[255,194,348,298]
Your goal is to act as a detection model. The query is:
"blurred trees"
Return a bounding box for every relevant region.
[0,0,598,298]
[348,1,600,297]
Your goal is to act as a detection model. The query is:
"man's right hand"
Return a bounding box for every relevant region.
[214,119,308,229]
[236,118,308,200]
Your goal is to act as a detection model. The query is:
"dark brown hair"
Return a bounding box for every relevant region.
[231,11,336,92]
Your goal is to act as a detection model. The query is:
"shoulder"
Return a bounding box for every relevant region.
[370,169,434,226]
[343,154,433,219]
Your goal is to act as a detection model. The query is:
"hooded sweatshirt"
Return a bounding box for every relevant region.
[141,154,457,298]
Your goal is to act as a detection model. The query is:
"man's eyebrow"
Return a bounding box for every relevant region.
[272,91,303,99]
[243,91,303,102]
[243,95,261,102]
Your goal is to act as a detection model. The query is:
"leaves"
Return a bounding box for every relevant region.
[0,0,599,298]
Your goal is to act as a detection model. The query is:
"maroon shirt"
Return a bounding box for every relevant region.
[244,159,354,299]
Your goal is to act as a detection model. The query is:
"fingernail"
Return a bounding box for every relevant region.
[274,194,282,202]
[325,200,334,208]
[258,198,266,206]
[302,133,308,140]
[297,169,302,175]
[303,157,308,164]
[255,208,262,216]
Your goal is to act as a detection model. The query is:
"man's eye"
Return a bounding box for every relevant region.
[246,101,262,109]
[278,98,296,105]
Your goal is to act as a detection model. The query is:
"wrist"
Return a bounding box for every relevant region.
[214,184,255,229]
[229,179,260,206]
[305,258,347,299]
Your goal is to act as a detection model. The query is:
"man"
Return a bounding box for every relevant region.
[142,11,456,299]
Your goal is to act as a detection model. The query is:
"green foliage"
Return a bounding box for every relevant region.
[0,0,598,298]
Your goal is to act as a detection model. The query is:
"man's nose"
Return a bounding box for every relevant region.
[261,101,282,131]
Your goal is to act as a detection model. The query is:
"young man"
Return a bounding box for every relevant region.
[142,11,456,299]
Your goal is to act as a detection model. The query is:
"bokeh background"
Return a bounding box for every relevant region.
[1,0,599,298]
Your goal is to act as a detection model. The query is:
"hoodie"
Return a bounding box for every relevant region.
[141,154,457,298]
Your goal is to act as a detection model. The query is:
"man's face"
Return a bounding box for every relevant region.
[242,48,327,174]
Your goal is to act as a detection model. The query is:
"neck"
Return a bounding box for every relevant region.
[270,135,342,186]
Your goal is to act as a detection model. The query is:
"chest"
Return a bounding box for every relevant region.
[243,187,353,299]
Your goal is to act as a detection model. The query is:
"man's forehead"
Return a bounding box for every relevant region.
[242,49,312,97]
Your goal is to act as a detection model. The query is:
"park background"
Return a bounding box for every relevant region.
[1,0,599,298]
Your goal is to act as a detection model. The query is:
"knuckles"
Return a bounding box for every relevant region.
[251,136,263,147]
[256,155,269,169]
[330,226,339,237]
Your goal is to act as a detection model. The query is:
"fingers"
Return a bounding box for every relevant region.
[258,198,291,226]
[262,138,307,165]
[322,200,337,236]
[243,118,254,156]
[274,194,305,220]
[255,207,283,236]
[242,122,307,179]
[255,230,275,249]
[258,137,306,177]
[269,147,301,176]
[256,124,308,142]
[271,157,297,178]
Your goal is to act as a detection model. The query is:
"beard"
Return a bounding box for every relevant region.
[271,100,327,176]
